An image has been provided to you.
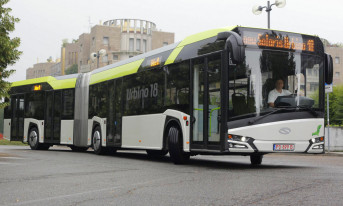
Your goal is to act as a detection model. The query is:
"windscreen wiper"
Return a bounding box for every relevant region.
[296,106,318,117]
[248,108,289,125]
[275,105,318,117]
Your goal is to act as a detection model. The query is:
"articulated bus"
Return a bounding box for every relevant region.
[3,26,333,165]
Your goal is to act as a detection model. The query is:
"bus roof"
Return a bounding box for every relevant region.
[11,26,320,89]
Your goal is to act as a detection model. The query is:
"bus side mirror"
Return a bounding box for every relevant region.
[324,53,333,84]
[217,31,245,64]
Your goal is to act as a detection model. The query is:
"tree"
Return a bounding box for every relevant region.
[47,56,53,62]
[61,38,69,48]
[0,0,22,108]
[65,64,78,75]
[332,85,343,126]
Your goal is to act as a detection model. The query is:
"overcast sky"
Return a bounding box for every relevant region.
[6,0,343,82]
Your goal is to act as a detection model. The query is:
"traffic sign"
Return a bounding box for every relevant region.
[325,83,333,93]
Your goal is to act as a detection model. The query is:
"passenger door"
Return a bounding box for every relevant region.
[106,79,122,147]
[191,52,227,151]
[44,91,61,143]
[191,53,224,150]
[10,94,25,141]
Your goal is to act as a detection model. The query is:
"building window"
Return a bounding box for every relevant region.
[102,55,108,63]
[163,42,168,46]
[129,38,134,51]
[336,72,340,77]
[310,83,319,91]
[103,37,109,45]
[142,39,147,52]
[129,56,133,58]
[335,57,340,64]
[92,37,95,46]
[307,69,312,75]
[136,39,141,51]
[113,54,118,61]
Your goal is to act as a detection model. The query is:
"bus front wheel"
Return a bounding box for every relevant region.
[92,126,105,155]
[168,126,190,164]
[28,127,50,150]
[250,154,263,165]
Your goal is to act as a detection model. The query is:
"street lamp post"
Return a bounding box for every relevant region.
[90,49,106,69]
[252,0,286,29]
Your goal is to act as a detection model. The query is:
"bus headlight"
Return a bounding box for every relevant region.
[311,137,324,143]
[228,134,251,142]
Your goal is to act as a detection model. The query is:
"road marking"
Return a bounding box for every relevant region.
[0,157,25,160]
[4,175,182,206]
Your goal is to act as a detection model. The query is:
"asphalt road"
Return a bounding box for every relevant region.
[0,145,342,206]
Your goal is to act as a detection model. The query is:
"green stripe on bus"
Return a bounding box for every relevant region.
[49,78,77,89]
[164,46,183,65]
[11,76,56,87]
[90,59,145,85]
[165,26,236,65]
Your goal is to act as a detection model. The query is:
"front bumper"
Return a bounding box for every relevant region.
[228,139,324,154]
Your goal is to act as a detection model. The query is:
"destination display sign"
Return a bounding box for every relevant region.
[148,56,162,67]
[242,30,315,52]
[33,85,42,91]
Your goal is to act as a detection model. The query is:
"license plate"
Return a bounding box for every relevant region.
[273,144,295,151]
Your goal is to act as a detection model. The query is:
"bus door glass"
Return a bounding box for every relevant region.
[107,80,115,147]
[207,55,221,143]
[114,79,123,146]
[45,91,61,143]
[53,91,61,142]
[10,94,24,141]
[192,54,221,149]
[45,91,53,141]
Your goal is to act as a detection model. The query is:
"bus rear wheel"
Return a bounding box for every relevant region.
[92,126,105,155]
[168,126,190,164]
[28,127,50,150]
[250,154,263,165]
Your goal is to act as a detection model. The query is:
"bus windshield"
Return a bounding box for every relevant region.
[228,49,324,119]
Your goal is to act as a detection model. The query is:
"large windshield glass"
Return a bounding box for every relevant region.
[228,49,324,119]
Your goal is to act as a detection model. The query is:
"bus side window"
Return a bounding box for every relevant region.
[4,98,11,119]
[62,89,74,119]
[165,61,190,113]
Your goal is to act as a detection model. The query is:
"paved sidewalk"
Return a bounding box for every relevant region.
[324,151,343,156]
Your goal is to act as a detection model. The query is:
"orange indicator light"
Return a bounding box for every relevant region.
[228,135,233,139]
[183,116,187,120]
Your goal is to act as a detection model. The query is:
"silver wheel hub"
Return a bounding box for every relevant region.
[93,131,101,151]
[29,131,38,147]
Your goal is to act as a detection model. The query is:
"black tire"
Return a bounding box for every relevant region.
[250,154,263,165]
[168,126,190,164]
[28,127,50,150]
[92,126,105,155]
[146,149,168,158]
[70,145,89,152]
